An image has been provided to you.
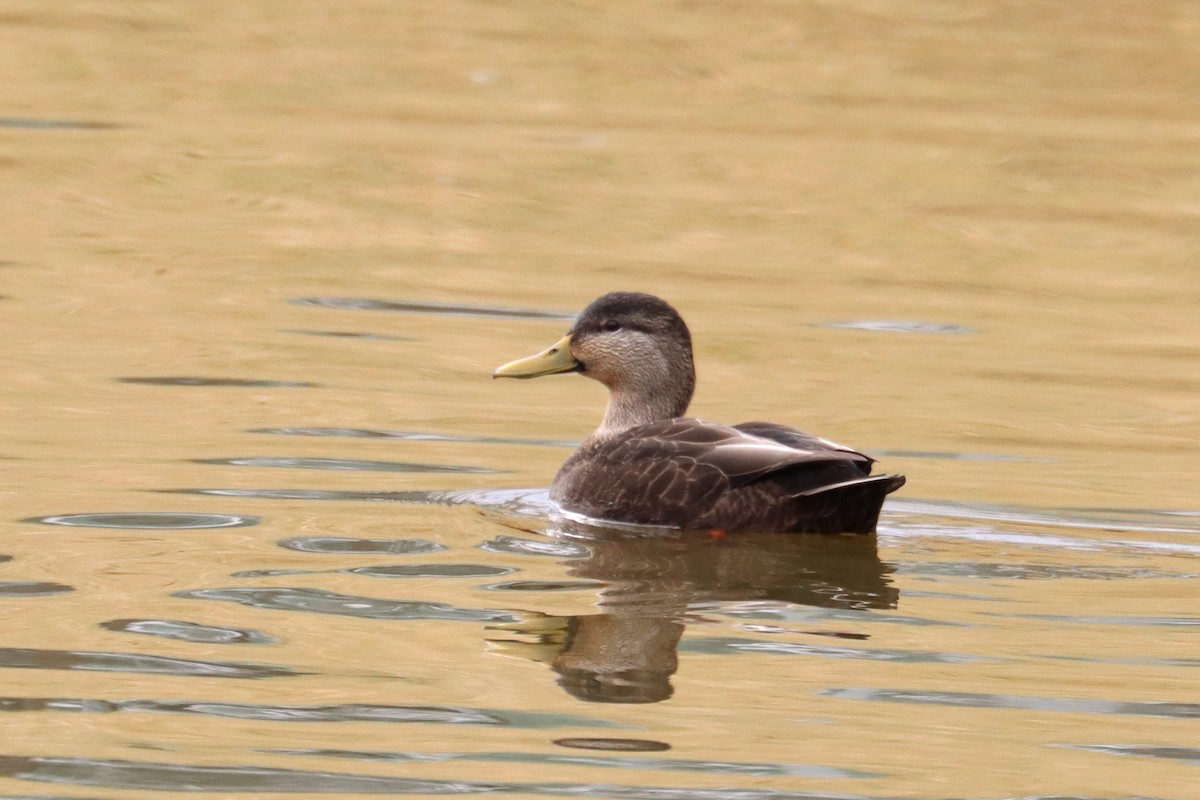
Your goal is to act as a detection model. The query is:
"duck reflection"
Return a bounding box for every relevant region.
[486,522,897,704]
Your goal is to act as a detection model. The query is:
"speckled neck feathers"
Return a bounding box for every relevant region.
[596,352,694,438]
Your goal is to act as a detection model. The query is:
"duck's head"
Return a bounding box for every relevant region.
[494,292,696,434]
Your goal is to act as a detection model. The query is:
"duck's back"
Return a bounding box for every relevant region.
[549,417,905,533]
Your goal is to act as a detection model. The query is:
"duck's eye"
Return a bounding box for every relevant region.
[602,319,621,332]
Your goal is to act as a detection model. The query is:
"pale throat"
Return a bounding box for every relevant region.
[594,369,693,439]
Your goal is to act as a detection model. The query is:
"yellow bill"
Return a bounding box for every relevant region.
[493,335,580,379]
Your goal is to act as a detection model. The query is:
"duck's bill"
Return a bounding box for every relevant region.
[493,335,581,379]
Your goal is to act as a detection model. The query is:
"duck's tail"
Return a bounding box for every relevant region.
[791,473,906,534]
[796,473,906,498]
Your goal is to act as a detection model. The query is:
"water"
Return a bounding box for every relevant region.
[3,1,1199,798]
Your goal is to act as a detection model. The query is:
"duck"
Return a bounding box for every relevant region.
[493,291,904,533]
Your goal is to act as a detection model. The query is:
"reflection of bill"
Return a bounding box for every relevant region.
[489,612,684,704]
[486,525,897,704]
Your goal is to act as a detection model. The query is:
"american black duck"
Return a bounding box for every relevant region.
[494,291,904,533]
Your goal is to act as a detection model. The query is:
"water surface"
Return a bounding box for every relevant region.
[3,2,1198,799]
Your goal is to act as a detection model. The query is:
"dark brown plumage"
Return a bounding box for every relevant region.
[494,291,904,533]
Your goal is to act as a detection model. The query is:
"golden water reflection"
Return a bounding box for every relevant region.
[3,0,1199,798]
[488,526,896,703]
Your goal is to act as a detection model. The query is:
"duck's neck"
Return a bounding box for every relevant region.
[593,360,694,440]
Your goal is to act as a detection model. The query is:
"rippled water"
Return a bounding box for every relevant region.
[4,1,1199,799]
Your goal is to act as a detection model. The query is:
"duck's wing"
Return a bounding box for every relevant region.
[734,421,906,495]
[733,421,875,469]
[620,417,871,488]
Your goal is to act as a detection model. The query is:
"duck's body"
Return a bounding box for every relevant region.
[553,417,902,533]
[495,292,904,533]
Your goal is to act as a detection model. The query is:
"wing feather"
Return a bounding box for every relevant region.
[594,418,869,485]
